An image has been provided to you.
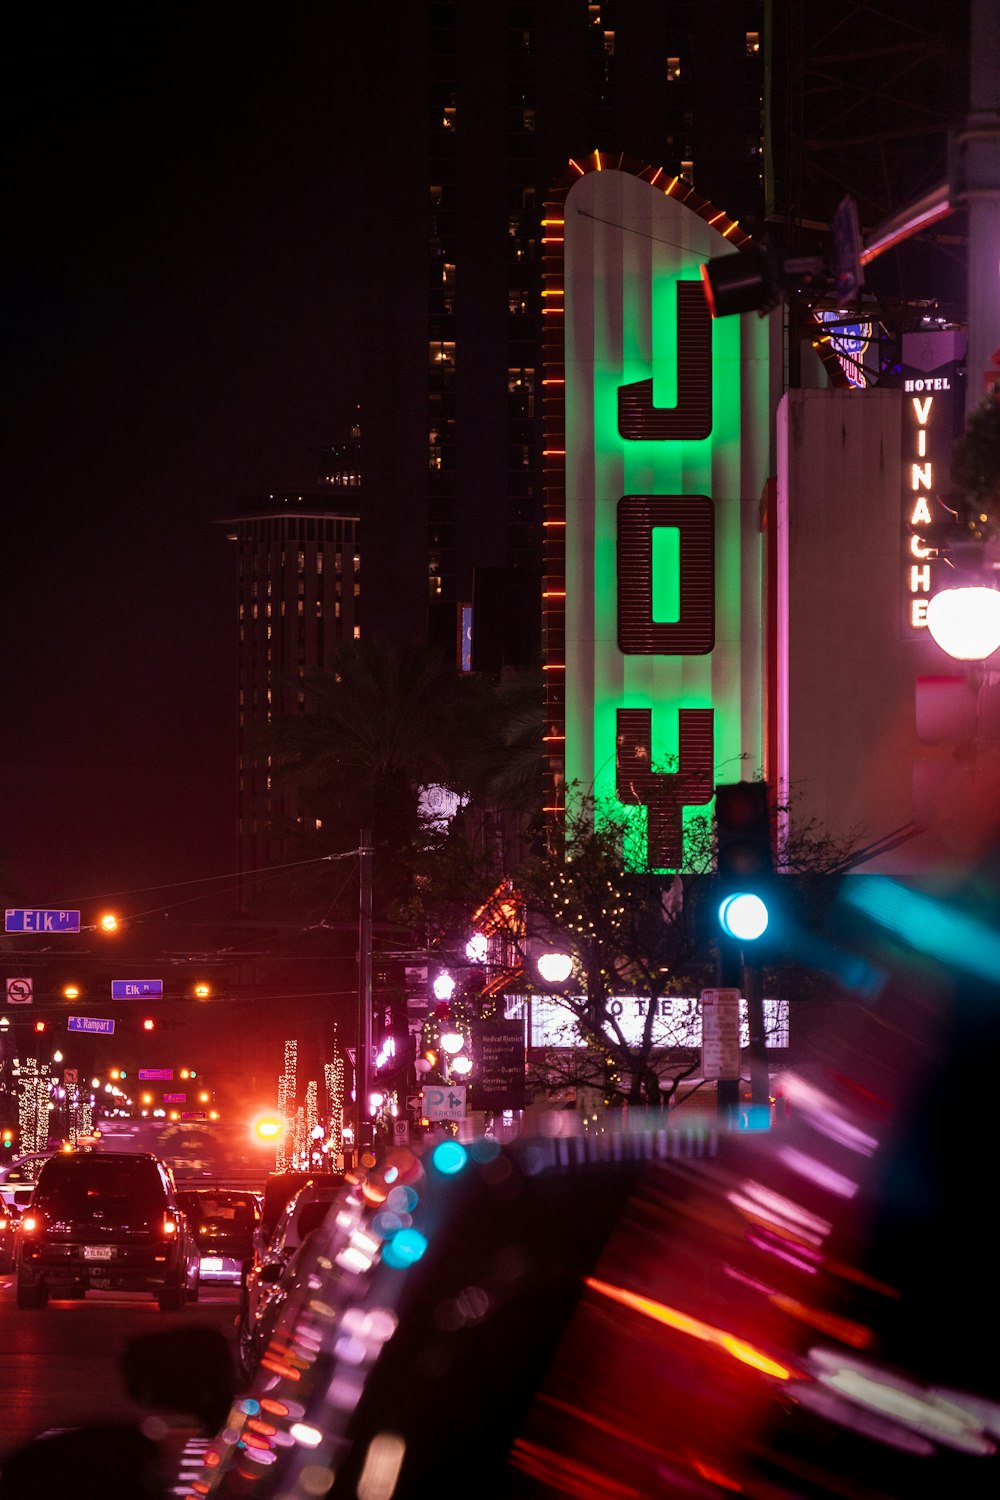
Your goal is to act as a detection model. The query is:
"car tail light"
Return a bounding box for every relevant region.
[0,1215,9,1232]
[162,1212,179,1237]
[20,1211,42,1235]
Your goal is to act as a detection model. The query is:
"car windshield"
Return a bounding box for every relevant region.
[184,1193,254,1227]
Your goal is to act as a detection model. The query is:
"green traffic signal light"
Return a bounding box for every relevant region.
[718,892,769,942]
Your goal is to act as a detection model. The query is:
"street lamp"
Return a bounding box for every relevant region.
[926,580,1000,754]
[926,584,1000,662]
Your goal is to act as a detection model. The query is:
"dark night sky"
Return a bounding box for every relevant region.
[2,9,370,914]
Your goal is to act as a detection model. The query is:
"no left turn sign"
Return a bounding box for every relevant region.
[6,977,33,1005]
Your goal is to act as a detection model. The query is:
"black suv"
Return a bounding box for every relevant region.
[15,1150,198,1310]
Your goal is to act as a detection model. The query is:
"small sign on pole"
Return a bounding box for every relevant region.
[701,988,742,1080]
[6,978,33,1005]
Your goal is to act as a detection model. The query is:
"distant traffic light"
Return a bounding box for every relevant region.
[98,912,120,934]
[2,1129,14,1151]
[142,1017,156,1031]
[715,782,773,883]
[700,241,782,318]
[715,781,774,944]
[62,984,81,1000]
[33,1019,47,1034]
[193,982,211,999]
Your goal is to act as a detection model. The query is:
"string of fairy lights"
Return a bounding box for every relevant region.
[275,1028,348,1171]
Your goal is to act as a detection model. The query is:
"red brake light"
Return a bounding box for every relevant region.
[162,1212,178,1237]
[21,1212,42,1235]
[0,1215,8,1231]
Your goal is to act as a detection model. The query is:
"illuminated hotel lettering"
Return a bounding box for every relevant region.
[553,160,768,872]
[903,383,951,631]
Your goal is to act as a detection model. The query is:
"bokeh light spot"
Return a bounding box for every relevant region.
[381,1228,428,1268]
[432,1140,468,1175]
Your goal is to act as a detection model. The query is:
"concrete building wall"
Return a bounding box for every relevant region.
[776,388,949,866]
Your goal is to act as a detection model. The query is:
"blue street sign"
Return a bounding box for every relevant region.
[68,1016,115,1035]
[111,980,163,1000]
[5,908,81,934]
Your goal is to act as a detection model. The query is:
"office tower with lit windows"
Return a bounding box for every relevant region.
[354,1,766,668]
[222,426,362,889]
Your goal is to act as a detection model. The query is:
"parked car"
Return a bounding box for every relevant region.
[236,1178,341,1380]
[176,1187,261,1288]
[0,1201,21,1273]
[15,1150,199,1309]
[0,1153,53,1210]
[256,1170,343,1251]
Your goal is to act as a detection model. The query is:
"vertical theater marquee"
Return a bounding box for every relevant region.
[542,154,770,871]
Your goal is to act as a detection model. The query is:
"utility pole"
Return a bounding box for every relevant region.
[357,829,374,1159]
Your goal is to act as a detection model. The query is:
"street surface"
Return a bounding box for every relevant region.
[0,1276,241,1461]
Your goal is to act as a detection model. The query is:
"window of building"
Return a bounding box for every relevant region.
[746,31,760,56]
[429,340,456,368]
[521,107,535,132]
[667,56,681,82]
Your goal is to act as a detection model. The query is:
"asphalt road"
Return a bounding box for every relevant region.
[0,1276,242,1463]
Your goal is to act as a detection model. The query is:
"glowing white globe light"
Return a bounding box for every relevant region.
[433,972,456,1001]
[440,1030,465,1055]
[465,933,488,962]
[450,1054,473,1076]
[926,585,1000,662]
[536,950,573,983]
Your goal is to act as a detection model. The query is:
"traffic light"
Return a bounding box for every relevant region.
[715,781,774,943]
[33,1019,47,1034]
[701,241,782,318]
[715,781,773,882]
[2,1128,14,1151]
[142,1017,156,1031]
[701,197,863,319]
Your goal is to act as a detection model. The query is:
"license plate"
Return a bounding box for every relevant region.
[83,1246,114,1260]
[201,1257,224,1271]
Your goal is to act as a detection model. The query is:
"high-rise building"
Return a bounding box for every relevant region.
[353,2,767,665]
[221,426,362,891]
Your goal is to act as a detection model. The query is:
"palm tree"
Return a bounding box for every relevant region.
[261,636,499,914]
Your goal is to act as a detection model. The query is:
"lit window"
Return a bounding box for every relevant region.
[667,56,681,81]
[522,107,535,132]
[443,106,456,129]
[746,31,760,55]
